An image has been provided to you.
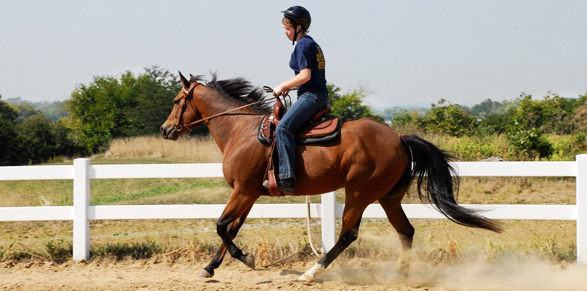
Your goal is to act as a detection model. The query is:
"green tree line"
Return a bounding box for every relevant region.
[0,66,383,165]
[391,93,587,160]
[1,65,586,165]
[1,66,188,165]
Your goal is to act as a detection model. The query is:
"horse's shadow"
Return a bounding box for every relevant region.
[279,269,303,276]
[279,265,403,286]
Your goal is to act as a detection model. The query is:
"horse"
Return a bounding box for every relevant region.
[160,72,502,282]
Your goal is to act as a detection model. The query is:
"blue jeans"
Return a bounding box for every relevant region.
[276,91,329,180]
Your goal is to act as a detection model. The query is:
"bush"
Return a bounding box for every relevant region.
[443,135,508,161]
[548,133,587,161]
[506,119,553,160]
[417,99,476,137]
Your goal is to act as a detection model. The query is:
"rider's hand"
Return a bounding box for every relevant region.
[273,84,290,97]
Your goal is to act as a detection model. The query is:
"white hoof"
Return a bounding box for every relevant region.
[298,272,315,282]
[197,269,213,278]
[298,263,325,282]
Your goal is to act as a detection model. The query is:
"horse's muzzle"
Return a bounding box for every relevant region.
[160,125,179,140]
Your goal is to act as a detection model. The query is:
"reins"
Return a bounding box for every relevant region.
[174,84,281,131]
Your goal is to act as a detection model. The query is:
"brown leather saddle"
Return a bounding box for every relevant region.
[258,95,342,197]
[257,100,342,146]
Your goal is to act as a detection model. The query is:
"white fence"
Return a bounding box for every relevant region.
[1,155,586,263]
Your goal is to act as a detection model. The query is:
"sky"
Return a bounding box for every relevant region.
[1,0,586,108]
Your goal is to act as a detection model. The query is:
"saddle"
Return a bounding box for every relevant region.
[257,100,342,146]
[258,97,342,197]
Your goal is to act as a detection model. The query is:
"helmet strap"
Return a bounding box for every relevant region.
[292,26,300,45]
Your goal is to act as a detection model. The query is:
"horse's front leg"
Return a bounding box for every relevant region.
[198,213,249,277]
[198,214,246,278]
[201,190,257,277]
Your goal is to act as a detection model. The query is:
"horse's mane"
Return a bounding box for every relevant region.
[190,73,272,114]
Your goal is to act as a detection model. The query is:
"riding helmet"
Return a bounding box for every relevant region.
[281,6,311,31]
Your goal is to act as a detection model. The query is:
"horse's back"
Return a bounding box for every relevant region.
[295,118,409,195]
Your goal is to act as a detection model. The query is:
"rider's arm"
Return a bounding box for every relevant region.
[273,68,310,96]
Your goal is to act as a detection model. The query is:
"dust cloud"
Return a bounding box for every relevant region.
[321,257,587,290]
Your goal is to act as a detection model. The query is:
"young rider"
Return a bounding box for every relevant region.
[263,6,328,194]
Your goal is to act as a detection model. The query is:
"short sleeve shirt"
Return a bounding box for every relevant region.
[289,36,327,96]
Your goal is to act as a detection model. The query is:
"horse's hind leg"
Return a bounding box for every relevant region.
[378,189,414,277]
[299,193,370,282]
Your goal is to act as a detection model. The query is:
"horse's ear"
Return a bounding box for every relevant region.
[178,71,190,88]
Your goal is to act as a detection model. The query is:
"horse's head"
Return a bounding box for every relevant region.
[160,72,204,140]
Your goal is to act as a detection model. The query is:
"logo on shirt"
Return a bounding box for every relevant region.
[316,45,325,70]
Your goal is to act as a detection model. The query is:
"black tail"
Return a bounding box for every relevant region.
[401,135,502,233]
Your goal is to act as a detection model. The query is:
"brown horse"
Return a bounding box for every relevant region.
[160,72,501,282]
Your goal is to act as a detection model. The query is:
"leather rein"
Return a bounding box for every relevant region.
[174,83,280,131]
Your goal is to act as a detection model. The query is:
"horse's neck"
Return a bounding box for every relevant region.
[198,89,258,153]
[208,115,259,154]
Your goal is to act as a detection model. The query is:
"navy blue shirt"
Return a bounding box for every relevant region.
[289,36,327,96]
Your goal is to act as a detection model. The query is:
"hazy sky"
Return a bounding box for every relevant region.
[1,0,586,108]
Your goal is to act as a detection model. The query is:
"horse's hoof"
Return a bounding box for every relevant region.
[298,272,315,282]
[243,253,255,269]
[197,269,213,278]
[298,263,324,282]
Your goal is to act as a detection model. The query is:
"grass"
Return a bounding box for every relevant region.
[0,135,580,266]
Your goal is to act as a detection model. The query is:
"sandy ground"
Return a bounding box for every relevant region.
[2,257,587,291]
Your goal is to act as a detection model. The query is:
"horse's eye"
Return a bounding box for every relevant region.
[173,100,180,105]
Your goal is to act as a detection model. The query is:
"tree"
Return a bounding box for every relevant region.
[12,103,43,123]
[52,118,88,158]
[38,101,68,122]
[16,115,57,164]
[4,98,68,121]
[469,98,518,119]
[510,93,582,135]
[506,117,553,160]
[417,99,476,137]
[0,97,22,165]
[327,84,384,123]
[390,109,415,126]
[505,94,554,160]
[572,93,587,132]
[67,66,183,153]
[67,74,133,152]
[119,67,182,136]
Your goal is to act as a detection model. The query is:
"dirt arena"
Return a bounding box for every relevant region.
[2,257,587,291]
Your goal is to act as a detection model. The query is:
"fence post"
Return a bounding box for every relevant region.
[321,191,336,253]
[577,155,587,264]
[73,158,90,261]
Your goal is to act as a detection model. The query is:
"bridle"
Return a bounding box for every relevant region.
[173,84,282,132]
[173,82,203,131]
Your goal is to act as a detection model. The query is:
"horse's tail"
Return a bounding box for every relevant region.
[401,134,502,233]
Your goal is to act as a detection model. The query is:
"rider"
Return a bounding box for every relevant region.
[263,6,328,194]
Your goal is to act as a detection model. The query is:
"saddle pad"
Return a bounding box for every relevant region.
[296,115,339,138]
